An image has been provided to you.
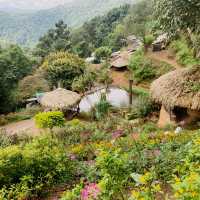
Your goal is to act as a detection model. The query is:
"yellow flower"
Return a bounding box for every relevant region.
[131,190,140,199]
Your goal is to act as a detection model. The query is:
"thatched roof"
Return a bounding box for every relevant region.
[111,57,129,68]
[40,88,81,110]
[150,66,200,110]
[111,51,131,68]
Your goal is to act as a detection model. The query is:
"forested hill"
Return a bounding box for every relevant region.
[0,0,135,46]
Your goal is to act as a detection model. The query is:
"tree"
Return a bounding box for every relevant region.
[41,52,86,89]
[34,20,71,58]
[0,45,33,113]
[154,0,200,35]
[123,0,153,45]
[16,73,50,103]
[95,46,112,63]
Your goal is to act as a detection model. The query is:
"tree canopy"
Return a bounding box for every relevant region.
[41,52,86,89]
[34,20,71,58]
[154,0,200,35]
[0,45,33,113]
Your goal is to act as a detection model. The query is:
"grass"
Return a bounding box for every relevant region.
[0,106,42,126]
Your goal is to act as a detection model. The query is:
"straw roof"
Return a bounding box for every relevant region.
[111,57,129,68]
[40,88,81,110]
[150,66,200,110]
[111,51,131,68]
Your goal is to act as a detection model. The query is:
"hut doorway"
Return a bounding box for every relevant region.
[172,107,188,122]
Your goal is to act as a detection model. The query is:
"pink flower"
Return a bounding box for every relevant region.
[81,183,101,200]
[112,130,124,139]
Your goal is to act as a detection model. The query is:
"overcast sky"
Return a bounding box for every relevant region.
[0,0,74,10]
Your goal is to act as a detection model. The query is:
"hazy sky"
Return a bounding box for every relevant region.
[0,0,74,10]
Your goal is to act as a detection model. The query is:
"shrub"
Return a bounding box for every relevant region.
[144,35,154,47]
[35,111,65,129]
[0,135,75,198]
[129,50,156,83]
[72,70,96,93]
[128,95,154,120]
[170,38,200,67]
[93,93,111,120]
[94,46,112,63]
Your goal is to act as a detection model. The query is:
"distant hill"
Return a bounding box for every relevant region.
[0,0,135,46]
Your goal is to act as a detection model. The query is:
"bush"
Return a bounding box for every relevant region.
[93,93,111,120]
[170,38,200,67]
[128,95,154,120]
[144,35,154,47]
[129,50,156,82]
[95,46,112,63]
[0,136,75,199]
[35,111,65,129]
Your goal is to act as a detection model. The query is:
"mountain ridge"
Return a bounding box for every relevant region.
[0,0,135,45]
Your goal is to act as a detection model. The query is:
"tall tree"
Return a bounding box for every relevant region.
[0,45,33,113]
[154,0,200,35]
[34,20,71,58]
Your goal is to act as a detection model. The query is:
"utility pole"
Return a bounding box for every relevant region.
[129,78,133,106]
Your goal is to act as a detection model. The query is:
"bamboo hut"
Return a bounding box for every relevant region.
[150,66,200,127]
[40,88,81,114]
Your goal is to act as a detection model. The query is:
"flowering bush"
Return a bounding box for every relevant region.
[35,111,65,129]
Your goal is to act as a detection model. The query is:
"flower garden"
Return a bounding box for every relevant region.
[1,109,200,200]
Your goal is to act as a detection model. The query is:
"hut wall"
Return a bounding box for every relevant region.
[158,105,174,128]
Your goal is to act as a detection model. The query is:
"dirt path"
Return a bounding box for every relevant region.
[147,50,182,69]
[0,119,39,136]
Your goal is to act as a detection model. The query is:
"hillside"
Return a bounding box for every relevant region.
[0,0,135,45]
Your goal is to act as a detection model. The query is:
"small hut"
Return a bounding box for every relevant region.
[111,57,129,70]
[150,66,200,127]
[40,88,81,116]
[152,33,168,52]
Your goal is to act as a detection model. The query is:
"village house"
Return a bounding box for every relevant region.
[150,66,200,127]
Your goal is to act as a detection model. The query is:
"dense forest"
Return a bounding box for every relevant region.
[0,0,134,45]
[1,0,200,199]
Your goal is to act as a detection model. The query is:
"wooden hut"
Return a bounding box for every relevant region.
[40,88,81,116]
[111,57,129,70]
[150,66,200,127]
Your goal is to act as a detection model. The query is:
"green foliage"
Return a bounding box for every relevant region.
[0,106,42,126]
[93,93,111,120]
[128,95,154,120]
[16,73,50,103]
[170,38,200,67]
[96,148,131,199]
[72,70,96,93]
[0,45,33,113]
[144,34,154,46]
[155,0,200,36]
[95,46,112,63]
[61,183,83,200]
[0,0,132,46]
[71,4,130,56]
[0,135,75,199]
[129,50,156,83]
[41,51,86,89]
[34,20,71,58]
[35,111,65,129]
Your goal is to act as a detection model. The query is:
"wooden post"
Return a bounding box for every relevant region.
[129,79,133,106]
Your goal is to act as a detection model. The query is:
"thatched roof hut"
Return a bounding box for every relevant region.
[150,66,200,110]
[111,57,129,69]
[40,88,81,110]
